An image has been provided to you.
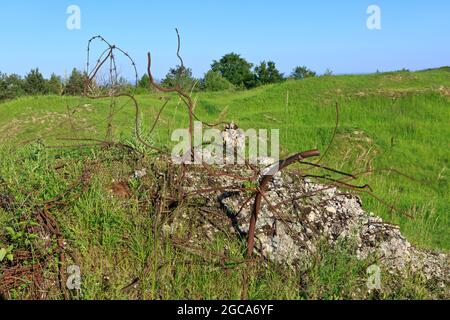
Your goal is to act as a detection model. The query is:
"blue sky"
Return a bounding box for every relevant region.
[0,0,449,80]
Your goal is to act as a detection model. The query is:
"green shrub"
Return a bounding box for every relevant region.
[202,70,235,91]
[290,65,317,80]
[24,68,49,95]
[255,61,284,85]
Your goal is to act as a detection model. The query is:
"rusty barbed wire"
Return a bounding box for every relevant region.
[86,35,138,89]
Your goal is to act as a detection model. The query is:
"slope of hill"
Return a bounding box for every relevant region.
[0,68,449,300]
[1,68,449,250]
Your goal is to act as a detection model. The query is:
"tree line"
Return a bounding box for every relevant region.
[0,68,85,102]
[139,53,324,92]
[0,53,326,102]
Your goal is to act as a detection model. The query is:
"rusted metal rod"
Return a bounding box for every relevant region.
[246,150,321,258]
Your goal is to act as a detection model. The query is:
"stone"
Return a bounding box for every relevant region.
[178,162,449,290]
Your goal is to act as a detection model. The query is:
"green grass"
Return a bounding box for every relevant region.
[1,68,449,250]
[0,68,449,299]
[0,145,444,300]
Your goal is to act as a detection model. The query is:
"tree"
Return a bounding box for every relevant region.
[24,68,48,95]
[0,72,25,101]
[161,65,196,91]
[202,70,235,91]
[138,74,151,89]
[48,73,63,95]
[211,53,255,89]
[6,74,25,98]
[323,69,333,76]
[255,61,284,85]
[64,68,85,95]
[290,66,317,80]
[0,72,10,101]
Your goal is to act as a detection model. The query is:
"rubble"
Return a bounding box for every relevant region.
[181,165,449,289]
[164,124,449,293]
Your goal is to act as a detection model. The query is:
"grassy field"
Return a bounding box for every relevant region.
[0,68,449,299]
[1,68,449,248]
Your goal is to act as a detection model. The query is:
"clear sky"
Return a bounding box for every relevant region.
[0,0,449,80]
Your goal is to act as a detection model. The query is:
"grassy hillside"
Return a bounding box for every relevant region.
[0,68,449,299]
[2,143,444,300]
[1,68,449,251]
